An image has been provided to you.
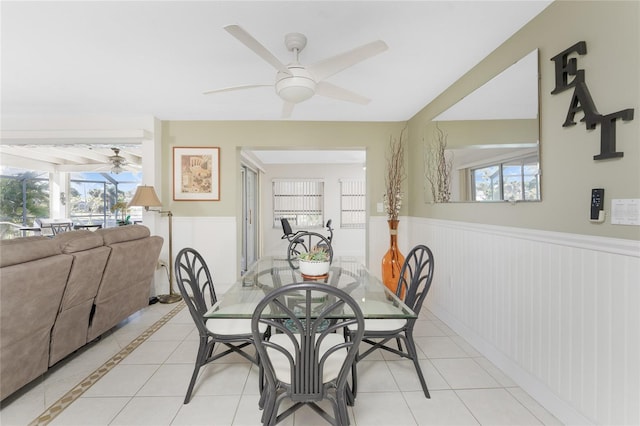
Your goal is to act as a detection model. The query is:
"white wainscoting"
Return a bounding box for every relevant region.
[157,214,638,424]
[151,216,238,296]
[405,217,640,426]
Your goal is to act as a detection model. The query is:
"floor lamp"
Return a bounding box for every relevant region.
[128,185,182,304]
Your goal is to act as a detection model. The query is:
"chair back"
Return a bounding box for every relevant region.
[51,222,72,235]
[252,282,364,400]
[396,245,434,315]
[280,218,294,238]
[286,231,334,267]
[174,248,217,336]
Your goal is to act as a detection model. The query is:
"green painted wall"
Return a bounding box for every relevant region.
[161,120,406,218]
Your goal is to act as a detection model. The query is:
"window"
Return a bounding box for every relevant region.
[340,179,365,229]
[273,179,324,228]
[69,172,141,227]
[470,155,539,201]
[0,170,49,234]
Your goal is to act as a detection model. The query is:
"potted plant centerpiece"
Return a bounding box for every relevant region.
[298,245,331,277]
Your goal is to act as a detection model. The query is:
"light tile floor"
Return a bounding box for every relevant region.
[0,301,563,426]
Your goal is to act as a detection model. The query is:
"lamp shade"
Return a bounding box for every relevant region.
[128,185,163,208]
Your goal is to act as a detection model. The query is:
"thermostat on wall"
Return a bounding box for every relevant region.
[590,188,605,223]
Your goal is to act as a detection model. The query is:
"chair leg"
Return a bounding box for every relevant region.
[405,335,430,399]
[184,337,211,404]
[260,384,276,424]
[336,387,351,426]
[268,393,287,426]
[258,361,267,409]
[350,358,358,400]
[345,328,359,402]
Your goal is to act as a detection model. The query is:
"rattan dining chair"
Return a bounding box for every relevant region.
[174,247,267,404]
[348,244,434,399]
[252,282,364,426]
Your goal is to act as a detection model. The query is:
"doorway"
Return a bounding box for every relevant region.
[241,164,258,273]
[243,148,367,260]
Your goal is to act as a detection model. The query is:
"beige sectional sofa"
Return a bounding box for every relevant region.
[0,225,163,400]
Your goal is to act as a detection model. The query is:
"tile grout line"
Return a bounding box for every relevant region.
[28,301,186,426]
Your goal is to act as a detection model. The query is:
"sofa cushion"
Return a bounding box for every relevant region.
[54,229,104,253]
[0,237,62,267]
[96,225,150,245]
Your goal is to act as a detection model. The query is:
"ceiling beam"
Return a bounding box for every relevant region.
[0,145,68,164]
[0,129,152,145]
[0,153,57,173]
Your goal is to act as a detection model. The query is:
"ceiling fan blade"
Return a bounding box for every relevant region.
[224,25,289,74]
[203,84,272,95]
[308,40,388,81]
[315,81,370,105]
[281,101,295,119]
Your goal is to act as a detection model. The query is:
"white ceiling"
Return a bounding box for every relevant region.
[1,1,552,123]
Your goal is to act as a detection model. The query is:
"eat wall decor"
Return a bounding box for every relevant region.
[550,41,634,160]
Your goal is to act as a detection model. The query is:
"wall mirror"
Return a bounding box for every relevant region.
[429,49,540,202]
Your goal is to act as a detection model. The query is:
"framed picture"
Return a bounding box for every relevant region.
[173,147,220,201]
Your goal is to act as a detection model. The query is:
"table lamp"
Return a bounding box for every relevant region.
[128,185,182,304]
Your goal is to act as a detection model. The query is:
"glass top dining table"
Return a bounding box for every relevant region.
[204,256,416,320]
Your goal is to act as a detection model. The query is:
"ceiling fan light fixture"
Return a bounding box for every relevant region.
[277,84,315,103]
[276,69,316,103]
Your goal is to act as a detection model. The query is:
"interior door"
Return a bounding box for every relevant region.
[241,165,258,273]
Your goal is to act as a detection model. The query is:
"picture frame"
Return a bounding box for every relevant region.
[173,146,220,201]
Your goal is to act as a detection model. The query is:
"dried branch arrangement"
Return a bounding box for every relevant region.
[384,127,407,220]
[424,125,453,203]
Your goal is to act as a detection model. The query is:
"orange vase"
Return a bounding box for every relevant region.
[381,219,405,298]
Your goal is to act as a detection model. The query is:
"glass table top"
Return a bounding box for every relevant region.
[205,256,416,319]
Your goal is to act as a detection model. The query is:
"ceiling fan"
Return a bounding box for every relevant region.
[108,148,126,174]
[204,25,388,118]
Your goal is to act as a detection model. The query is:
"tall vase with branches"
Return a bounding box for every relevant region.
[382,127,407,297]
[424,124,453,203]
